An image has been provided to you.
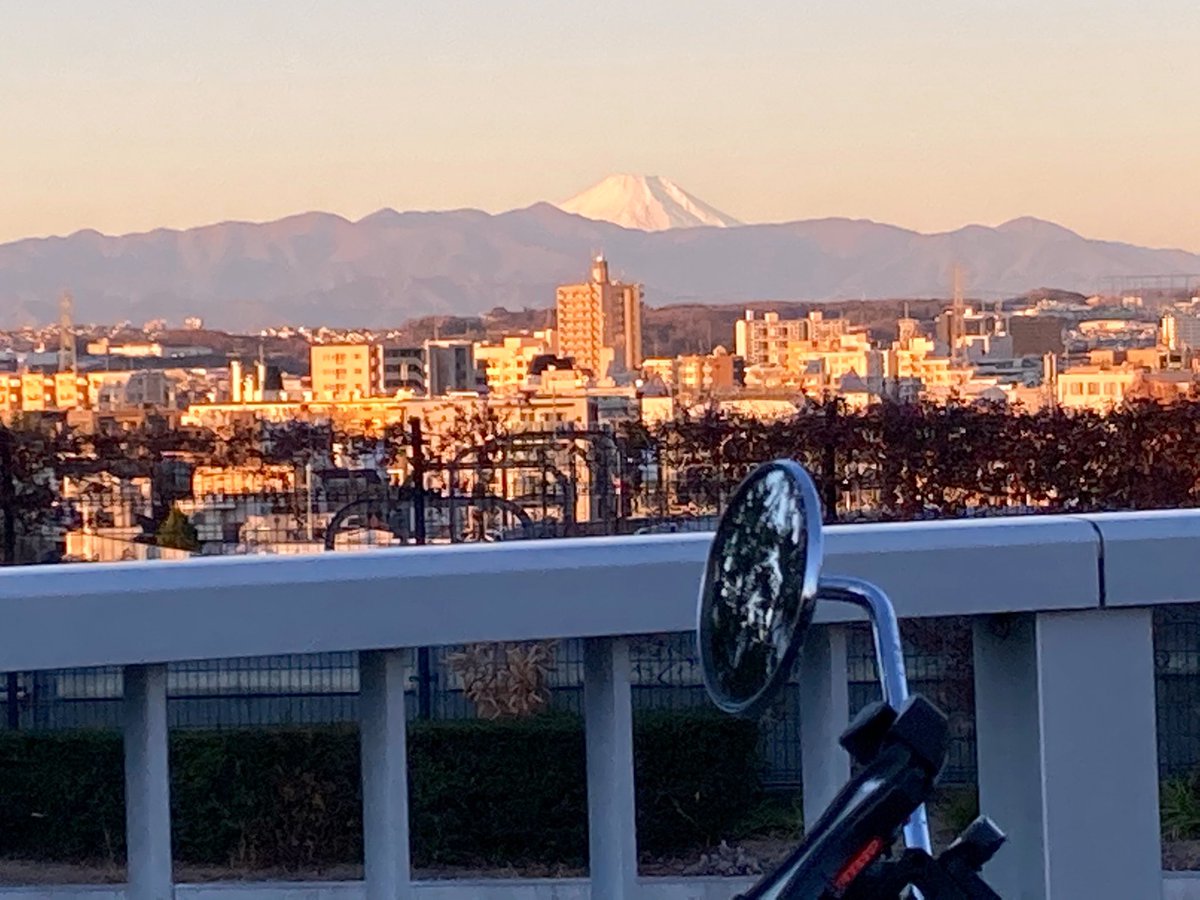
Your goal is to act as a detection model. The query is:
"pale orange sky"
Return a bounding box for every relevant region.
[3,1,1199,250]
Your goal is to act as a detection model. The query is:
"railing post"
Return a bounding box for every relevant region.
[123,664,173,900]
[974,609,1161,900]
[798,624,850,828]
[584,636,638,899]
[360,649,413,900]
[5,672,19,729]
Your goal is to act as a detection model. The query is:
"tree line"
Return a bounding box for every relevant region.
[5,397,1200,562]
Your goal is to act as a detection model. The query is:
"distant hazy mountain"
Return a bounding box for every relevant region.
[559,174,741,231]
[2,202,1198,330]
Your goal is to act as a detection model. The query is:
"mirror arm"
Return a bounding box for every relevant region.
[815,576,932,855]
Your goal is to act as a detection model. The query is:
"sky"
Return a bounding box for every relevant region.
[3,1,1200,249]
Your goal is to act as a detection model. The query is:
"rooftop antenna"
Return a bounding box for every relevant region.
[58,290,77,374]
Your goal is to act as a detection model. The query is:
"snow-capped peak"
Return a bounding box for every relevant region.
[558,174,741,231]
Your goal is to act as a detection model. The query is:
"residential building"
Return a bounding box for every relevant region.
[935,305,1004,358]
[311,344,375,401]
[1131,370,1195,402]
[0,370,174,417]
[84,339,212,360]
[88,371,176,410]
[741,364,794,392]
[640,357,676,388]
[526,362,590,397]
[378,346,425,394]
[19,372,52,411]
[803,311,851,345]
[676,349,736,394]
[1161,311,1200,352]
[1055,365,1141,411]
[884,335,972,395]
[734,311,802,366]
[192,464,297,497]
[425,340,483,395]
[474,331,557,394]
[787,332,883,394]
[229,360,285,404]
[555,256,643,381]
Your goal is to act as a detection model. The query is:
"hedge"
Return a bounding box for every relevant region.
[0,711,761,869]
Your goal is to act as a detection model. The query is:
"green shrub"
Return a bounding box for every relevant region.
[0,730,125,863]
[1162,776,1200,842]
[634,711,763,852]
[156,506,199,552]
[408,715,587,866]
[0,710,760,869]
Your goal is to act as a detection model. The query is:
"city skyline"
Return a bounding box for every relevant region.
[4,2,1200,249]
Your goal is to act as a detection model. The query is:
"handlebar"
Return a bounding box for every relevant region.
[735,695,1005,899]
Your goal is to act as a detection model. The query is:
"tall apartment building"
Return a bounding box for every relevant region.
[734,311,802,366]
[310,344,375,400]
[735,310,853,366]
[555,256,642,381]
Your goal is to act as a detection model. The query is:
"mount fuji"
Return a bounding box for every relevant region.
[558,174,741,231]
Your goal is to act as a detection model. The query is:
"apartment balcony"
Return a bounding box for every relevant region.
[0,511,1197,899]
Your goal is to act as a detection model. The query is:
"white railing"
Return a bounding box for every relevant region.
[2,510,1197,899]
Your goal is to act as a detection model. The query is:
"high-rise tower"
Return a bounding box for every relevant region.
[58,291,77,374]
[555,255,643,381]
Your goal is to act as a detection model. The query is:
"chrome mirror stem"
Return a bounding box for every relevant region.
[816,576,932,854]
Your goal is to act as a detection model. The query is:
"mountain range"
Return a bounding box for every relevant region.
[2,176,1199,330]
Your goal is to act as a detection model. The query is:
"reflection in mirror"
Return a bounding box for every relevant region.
[698,460,823,716]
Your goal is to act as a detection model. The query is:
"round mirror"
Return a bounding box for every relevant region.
[698,460,824,717]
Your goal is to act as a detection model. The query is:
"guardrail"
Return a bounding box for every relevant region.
[1,511,1193,899]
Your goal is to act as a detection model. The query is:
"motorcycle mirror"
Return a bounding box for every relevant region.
[698,460,824,717]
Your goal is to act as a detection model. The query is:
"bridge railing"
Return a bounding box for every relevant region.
[1,510,1194,899]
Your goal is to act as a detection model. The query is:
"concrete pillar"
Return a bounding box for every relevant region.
[583,637,638,899]
[123,664,173,900]
[974,609,1161,900]
[798,624,851,829]
[360,650,414,900]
